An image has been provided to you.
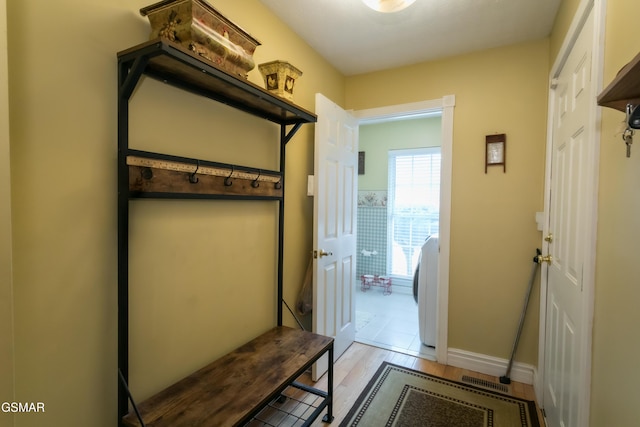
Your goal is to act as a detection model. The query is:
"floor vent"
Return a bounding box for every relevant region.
[461,375,509,393]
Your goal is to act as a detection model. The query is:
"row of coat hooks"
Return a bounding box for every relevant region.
[127,155,282,189]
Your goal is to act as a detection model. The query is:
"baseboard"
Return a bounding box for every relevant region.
[447,348,535,385]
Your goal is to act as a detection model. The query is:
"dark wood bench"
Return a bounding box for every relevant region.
[122,326,334,427]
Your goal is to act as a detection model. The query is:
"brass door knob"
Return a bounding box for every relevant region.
[314,249,333,259]
[544,233,553,243]
[537,254,553,264]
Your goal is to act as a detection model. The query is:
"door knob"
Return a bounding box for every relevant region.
[537,254,553,264]
[544,233,553,243]
[314,249,333,259]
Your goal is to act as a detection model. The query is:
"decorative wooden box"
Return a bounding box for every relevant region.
[140,0,261,78]
[259,60,303,101]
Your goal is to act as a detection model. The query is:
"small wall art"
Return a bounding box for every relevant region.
[358,151,366,175]
[485,134,506,173]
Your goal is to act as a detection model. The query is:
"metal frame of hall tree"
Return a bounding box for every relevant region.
[116,39,316,425]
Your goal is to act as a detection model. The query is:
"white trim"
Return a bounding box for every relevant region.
[437,95,454,365]
[354,95,455,365]
[550,0,595,76]
[353,99,445,123]
[388,146,440,157]
[447,348,536,385]
[538,1,604,425]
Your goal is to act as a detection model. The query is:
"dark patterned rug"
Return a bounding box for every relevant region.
[339,362,540,427]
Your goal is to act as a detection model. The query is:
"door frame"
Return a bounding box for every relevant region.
[537,0,605,422]
[353,95,455,364]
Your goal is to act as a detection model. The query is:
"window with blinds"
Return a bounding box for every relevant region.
[387,147,441,280]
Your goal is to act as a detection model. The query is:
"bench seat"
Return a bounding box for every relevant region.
[122,326,334,427]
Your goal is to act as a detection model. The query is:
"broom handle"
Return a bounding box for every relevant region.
[504,250,541,379]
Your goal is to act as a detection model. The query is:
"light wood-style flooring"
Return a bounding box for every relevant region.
[298,342,543,426]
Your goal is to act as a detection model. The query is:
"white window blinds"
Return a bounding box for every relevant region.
[387,148,441,278]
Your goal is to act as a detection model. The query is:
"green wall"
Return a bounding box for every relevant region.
[358,116,442,191]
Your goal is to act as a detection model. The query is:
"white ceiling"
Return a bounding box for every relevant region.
[259,0,562,76]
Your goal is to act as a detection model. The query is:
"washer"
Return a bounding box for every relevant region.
[413,235,438,347]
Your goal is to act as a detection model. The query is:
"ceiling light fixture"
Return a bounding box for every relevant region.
[361,0,417,13]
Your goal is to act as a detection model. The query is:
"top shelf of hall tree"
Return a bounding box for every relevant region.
[118,39,317,126]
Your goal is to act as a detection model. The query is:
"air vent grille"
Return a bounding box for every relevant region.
[461,375,509,393]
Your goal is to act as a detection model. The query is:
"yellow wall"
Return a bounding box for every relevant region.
[5,0,343,425]
[0,0,15,425]
[346,40,549,365]
[9,0,640,425]
[358,117,442,191]
[589,0,640,424]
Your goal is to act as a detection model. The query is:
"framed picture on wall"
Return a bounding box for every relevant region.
[358,151,365,175]
[485,134,506,173]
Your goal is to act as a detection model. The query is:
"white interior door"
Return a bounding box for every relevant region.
[312,93,358,380]
[543,7,595,427]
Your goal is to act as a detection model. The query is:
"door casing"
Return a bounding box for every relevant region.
[353,95,455,364]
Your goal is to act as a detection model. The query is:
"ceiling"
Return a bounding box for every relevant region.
[259,0,562,76]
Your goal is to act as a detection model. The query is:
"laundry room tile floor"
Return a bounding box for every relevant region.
[355,285,435,360]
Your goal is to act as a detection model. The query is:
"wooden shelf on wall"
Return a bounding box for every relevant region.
[118,39,316,126]
[597,51,640,111]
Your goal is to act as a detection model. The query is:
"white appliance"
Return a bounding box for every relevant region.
[414,235,438,347]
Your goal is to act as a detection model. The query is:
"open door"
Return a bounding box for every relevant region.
[312,93,358,380]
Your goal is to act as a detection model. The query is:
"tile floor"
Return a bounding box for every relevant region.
[355,282,436,360]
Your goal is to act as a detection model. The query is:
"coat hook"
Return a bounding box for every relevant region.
[274,179,282,190]
[252,170,261,188]
[141,167,153,180]
[224,165,234,186]
[189,160,200,184]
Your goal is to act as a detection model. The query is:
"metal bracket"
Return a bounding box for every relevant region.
[283,122,304,144]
